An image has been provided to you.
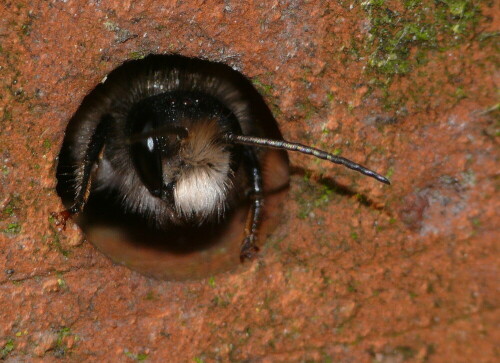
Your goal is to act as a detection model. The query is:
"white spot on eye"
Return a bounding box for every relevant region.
[147,137,154,151]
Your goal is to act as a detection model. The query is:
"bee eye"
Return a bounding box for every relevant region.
[130,119,164,198]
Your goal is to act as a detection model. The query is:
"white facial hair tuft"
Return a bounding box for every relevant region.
[174,120,232,220]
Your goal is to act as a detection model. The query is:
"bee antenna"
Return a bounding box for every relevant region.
[225,133,390,185]
[129,126,189,144]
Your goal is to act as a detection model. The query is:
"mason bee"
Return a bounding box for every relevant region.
[55,54,389,263]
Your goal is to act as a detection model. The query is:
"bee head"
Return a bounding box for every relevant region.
[129,92,240,222]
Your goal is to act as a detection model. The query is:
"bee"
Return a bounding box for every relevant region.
[55,54,389,262]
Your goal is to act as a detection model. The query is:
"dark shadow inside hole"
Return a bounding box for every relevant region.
[79,188,245,254]
[56,54,289,262]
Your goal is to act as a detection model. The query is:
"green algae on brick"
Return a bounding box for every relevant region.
[361,0,482,75]
[3,222,21,234]
[2,195,20,217]
[251,77,274,98]
[124,350,149,361]
[0,340,14,359]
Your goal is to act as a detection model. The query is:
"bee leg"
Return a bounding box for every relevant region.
[240,147,264,262]
[52,115,112,229]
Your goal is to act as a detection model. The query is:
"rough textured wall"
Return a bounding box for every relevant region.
[0,0,498,361]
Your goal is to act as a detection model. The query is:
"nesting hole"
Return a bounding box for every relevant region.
[56,55,289,280]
